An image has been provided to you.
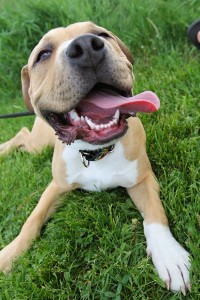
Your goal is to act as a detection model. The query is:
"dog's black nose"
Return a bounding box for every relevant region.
[66,34,105,67]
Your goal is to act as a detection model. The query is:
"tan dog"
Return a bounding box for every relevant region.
[0,22,190,294]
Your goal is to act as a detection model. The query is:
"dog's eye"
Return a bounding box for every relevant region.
[36,50,52,63]
[98,32,111,39]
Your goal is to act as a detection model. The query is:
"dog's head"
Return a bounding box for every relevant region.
[22,21,135,145]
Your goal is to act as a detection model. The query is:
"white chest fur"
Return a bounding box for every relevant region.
[62,141,138,192]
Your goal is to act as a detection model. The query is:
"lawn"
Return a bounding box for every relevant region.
[0,0,199,299]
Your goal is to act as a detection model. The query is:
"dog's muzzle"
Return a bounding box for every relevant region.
[41,35,160,145]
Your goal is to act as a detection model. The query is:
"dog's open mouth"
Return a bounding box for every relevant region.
[46,86,160,145]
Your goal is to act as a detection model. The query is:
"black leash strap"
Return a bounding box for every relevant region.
[0,111,35,119]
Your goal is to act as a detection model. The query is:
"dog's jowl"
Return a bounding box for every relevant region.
[0,22,190,294]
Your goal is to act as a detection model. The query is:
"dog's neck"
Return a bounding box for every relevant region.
[65,139,118,167]
[79,144,115,167]
[67,139,118,151]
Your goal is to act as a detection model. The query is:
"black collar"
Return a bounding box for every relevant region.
[79,144,115,167]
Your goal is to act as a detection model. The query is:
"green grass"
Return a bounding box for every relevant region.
[0,0,200,299]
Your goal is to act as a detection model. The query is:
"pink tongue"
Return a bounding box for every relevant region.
[83,90,160,113]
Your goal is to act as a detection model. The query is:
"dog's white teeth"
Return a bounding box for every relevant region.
[113,109,120,121]
[85,117,96,130]
[69,109,80,121]
[95,125,100,130]
[85,114,119,131]
[85,117,104,131]
[109,120,115,126]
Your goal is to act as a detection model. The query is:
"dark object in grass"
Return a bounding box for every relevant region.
[187,19,200,49]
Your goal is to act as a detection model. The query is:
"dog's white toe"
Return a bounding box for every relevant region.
[144,222,191,293]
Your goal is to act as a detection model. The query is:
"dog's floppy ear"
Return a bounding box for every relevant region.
[111,33,134,65]
[21,65,34,112]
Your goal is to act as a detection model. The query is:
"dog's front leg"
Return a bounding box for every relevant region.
[0,180,71,274]
[127,172,191,294]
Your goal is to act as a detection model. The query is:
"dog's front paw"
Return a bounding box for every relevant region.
[0,238,21,274]
[0,141,12,155]
[144,222,191,294]
[0,247,13,274]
